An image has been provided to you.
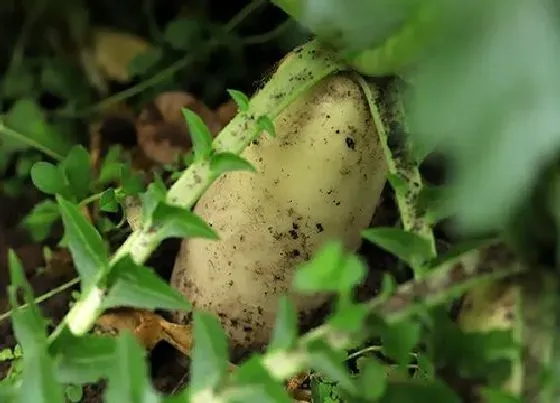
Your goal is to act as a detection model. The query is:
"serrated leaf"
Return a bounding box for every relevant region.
[30,161,68,196]
[181,108,213,162]
[104,256,191,311]
[61,145,93,201]
[105,332,161,403]
[8,250,65,403]
[210,152,256,176]
[227,89,250,112]
[362,228,433,269]
[308,341,356,393]
[127,47,163,77]
[257,115,276,138]
[152,203,218,241]
[190,312,229,392]
[268,297,297,352]
[163,17,203,50]
[293,242,366,293]
[51,332,116,384]
[2,99,73,160]
[56,195,108,290]
[21,199,60,241]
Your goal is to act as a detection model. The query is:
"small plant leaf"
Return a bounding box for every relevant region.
[99,188,119,212]
[56,195,109,290]
[51,332,117,384]
[257,115,276,138]
[227,89,250,112]
[267,297,297,352]
[61,145,93,201]
[128,47,163,77]
[152,203,218,241]
[308,340,356,394]
[210,152,256,176]
[8,250,65,403]
[232,357,293,403]
[104,256,191,311]
[105,332,161,403]
[163,17,203,50]
[381,319,421,367]
[181,108,213,162]
[65,384,83,403]
[362,228,433,269]
[2,65,34,99]
[190,312,229,392]
[293,242,366,293]
[355,357,387,400]
[140,181,166,226]
[3,98,74,160]
[21,199,60,241]
[30,162,68,196]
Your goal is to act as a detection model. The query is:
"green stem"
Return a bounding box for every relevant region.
[0,123,64,161]
[53,39,345,342]
[357,76,436,276]
[208,241,525,402]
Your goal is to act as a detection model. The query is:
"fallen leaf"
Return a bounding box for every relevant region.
[91,28,152,83]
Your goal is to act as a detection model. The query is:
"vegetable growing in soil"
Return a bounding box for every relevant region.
[171,71,388,352]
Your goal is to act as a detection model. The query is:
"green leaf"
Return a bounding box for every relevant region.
[226,89,250,112]
[15,153,42,177]
[381,319,421,367]
[232,356,293,403]
[8,250,65,403]
[99,188,119,213]
[362,228,433,269]
[65,384,83,403]
[163,17,203,50]
[104,256,191,311]
[310,377,343,403]
[2,98,74,160]
[128,47,163,77]
[355,357,387,400]
[190,312,229,392]
[267,297,297,352]
[152,203,218,241]
[140,181,166,225]
[56,195,109,290]
[407,0,560,234]
[380,379,461,403]
[210,152,256,176]
[21,199,60,241]
[307,340,356,394]
[30,161,68,196]
[181,108,213,162]
[293,242,366,293]
[2,65,34,98]
[51,332,116,384]
[257,115,276,138]
[61,145,93,201]
[105,332,161,403]
[329,301,368,334]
